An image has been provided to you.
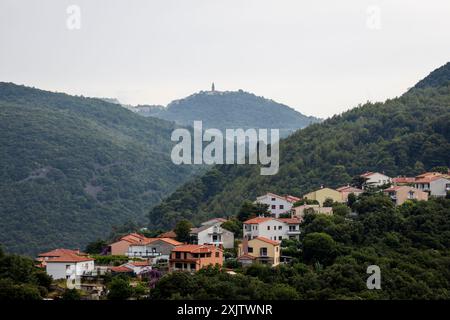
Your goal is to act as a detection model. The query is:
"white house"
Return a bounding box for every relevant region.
[414,173,450,197]
[127,238,182,260]
[190,222,234,249]
[255,193,301,218]
[243,217,301,241]
[360,172,392,188]
[44,252,95,280]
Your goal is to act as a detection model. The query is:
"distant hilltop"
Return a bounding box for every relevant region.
[129,87,321,138]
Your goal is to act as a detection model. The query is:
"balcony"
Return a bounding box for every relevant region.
[126,252,162,258]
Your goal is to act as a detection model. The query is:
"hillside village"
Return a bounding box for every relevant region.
[35,170,450,299]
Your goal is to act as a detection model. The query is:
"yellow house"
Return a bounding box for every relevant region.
[237,237,280,267]
[303,187,343,206]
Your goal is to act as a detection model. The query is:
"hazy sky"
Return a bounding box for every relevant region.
[1,0,449,118]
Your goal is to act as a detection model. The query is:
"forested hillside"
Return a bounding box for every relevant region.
[0,83,197,256]
[139,90,321,137]
[149,64,450,229]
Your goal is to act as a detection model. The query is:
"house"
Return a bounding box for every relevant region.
[413,173,450,197]
[157,230,177,239]
[237,237,281,267]
[392,177,416,186]
[243,217,301,241]
[383,186,428,206]
[37,248,88,267]
[169,244,223,272]
[291,204,333,219]
[108,233,151,256]
[110,261,152,276]
[360,172,392,188]
[303,187,343,206]
[190,221,234,249]
[43,251,95,280]
[336,185,364,202]
[201,218,228,226]
[127,238,183,260]
[255,193,301,218]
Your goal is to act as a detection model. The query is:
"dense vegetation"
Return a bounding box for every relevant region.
[149,65,450,229]
[0,83,199,256]
[138,90,321,137]
[151,196,450,299]
[0,246,52,300]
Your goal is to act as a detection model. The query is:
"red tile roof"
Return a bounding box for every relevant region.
[38,248,86,257]
[110,265,133,273]
[336,186,364,193]
[237,254,257,260]
[157,238,183,246]
[243,217,273,224]
[254,237,280,246]
[128,261,150,267]
[119,233,151,245]
[285,195,301,203]
[157,230,177,239]
[392,177,415,184]
[277,218,302,224]
[172,244,220,253]
[45,252,94,263]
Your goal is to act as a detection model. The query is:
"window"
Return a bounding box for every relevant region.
[280,205,284,209]
[190,263,196,270]
[260,247,268,256]
[267,226,270,230]
[279,236,282,240]
[271,197,276,201]
[276,247,279,252]
[271,205,276,209]
[215,252,220,257]
[184,263,188,269]
[248,247,253,253]
[278,226,282,230]
[175,252,181,259]
[175,263,182,269]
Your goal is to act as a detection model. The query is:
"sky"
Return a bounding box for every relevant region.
[1,0,449,118]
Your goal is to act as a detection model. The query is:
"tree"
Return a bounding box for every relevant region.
[221,219,242,238]
[237,201,270,222]
[107,277,133,300]
[302,232,337,265]
[174,220,193,243]
[347,193,357,207]
[62,288,81,300]
[431,166,448,174]
[85,239,107,254]
[323,198,334,207]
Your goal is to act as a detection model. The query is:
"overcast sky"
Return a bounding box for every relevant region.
[1,0,449,118]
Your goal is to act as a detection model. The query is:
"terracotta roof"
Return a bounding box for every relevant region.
[254,237,280,246]
[157,230,177,238]
[243,217,273,224]
[171,244,219,253]
[128,261,150,267]
[414,176,447,183]
[336,186,364,193]
[392,177,415,184]
[156,238,183,246]
[285,195,301,203]
[237,254,257,260]
[415,172,442,178]
[38,248,86,257]
[46,252,94,263]
[277,218,302,224]
[119,233,151,245]
[110,265,133,273]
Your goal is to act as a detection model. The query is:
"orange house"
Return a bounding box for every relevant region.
[109,233,151,256]
[169,244,223,272]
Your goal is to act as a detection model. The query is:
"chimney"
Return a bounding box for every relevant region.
[242,237,249,254]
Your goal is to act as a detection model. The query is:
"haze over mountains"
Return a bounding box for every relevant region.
[131,88,321,137]
[149,62,450,229]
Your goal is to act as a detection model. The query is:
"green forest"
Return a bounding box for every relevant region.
[0,83,198,256]
[149,63,450,229]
